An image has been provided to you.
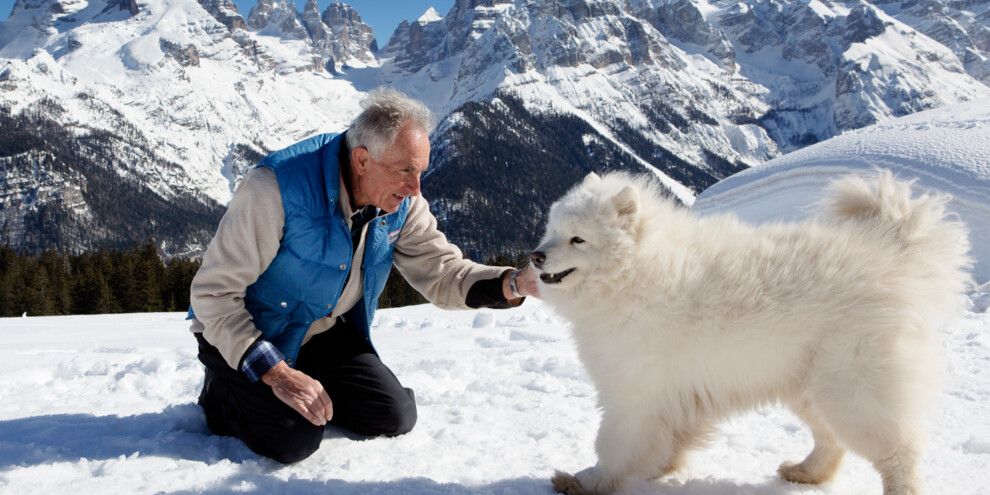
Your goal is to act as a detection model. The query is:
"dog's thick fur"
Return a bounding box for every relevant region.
[534,171,971,495]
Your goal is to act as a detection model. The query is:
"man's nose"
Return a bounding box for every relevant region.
[407,174,421,195]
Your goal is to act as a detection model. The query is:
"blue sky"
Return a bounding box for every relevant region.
[1,0,454,42]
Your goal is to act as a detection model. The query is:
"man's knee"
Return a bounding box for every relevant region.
[252,419,323,464]
[341,387,417,437]
[381,392,417,437]
[195,360,325,464]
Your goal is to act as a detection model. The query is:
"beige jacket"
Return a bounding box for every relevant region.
[189,166,511,370]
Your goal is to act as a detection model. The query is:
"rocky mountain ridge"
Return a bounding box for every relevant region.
[0,0,988,257]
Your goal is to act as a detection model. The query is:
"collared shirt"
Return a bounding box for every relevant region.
[350,205,378,250]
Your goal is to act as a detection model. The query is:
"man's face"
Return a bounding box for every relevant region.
[350,122,430,213]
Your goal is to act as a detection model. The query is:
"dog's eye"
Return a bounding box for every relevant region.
[570,237,585,245]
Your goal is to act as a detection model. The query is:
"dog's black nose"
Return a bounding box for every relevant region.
[531,251,545,268]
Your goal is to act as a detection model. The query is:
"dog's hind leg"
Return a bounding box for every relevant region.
[779,400,846,484]
[805,381,925,495]
[873,450,922,495]
[841,415,923,495]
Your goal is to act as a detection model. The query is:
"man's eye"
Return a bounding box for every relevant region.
[570,237,585,244]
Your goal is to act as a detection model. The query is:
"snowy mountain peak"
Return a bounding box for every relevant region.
[319,1,377,62]
[0,0,136,53]
[197,0,246,31]
[246,0,273,29]
[419,6,443,24]
[244,0,375,65]
[11,0,88,17]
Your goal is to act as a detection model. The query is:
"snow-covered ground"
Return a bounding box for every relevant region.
[0,299,987,494]
[2,93,990,495]
[693,97,990,286]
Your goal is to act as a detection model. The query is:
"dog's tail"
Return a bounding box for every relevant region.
[824,169,973,311]
[824,169,960,242]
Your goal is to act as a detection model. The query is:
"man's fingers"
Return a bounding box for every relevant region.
[305,401,328,426]
[273,385,327,426]
[265,365,332,426]
[520,265,541,298]
[300,388,329,426]
[319,389,334,421]
[295,400,323,426]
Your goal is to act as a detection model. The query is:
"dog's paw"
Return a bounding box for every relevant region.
[552,470,589,495]
[778,461,824,484]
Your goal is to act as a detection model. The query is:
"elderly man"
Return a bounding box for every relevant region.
[188,88,538,463]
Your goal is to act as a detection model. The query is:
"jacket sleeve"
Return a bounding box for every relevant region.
[189,167,285,370]
[392,194,516,310]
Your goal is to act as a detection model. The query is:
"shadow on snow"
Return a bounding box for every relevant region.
[0,404,816,494]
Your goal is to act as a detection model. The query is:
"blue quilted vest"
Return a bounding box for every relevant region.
[242,132,409,367]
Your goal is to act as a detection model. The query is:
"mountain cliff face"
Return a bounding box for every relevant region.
[0,0,988,258]
[0,0,371,255]
[246,0,375,69]
[376,0,988,254]
[871,0,990,85]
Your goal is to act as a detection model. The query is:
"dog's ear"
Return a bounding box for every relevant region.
[612,185,639,218]
[582,172,601,188]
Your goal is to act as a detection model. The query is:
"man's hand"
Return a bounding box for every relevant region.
[504,265,541,300]
[261,361,334,426]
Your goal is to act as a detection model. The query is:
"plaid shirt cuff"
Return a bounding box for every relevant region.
[241,339,285,382]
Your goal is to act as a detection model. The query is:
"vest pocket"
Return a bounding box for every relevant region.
[245,283,304,339]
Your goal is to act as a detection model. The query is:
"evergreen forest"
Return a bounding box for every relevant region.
[0,241,529,317]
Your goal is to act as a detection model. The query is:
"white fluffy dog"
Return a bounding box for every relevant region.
[533,171,971,495]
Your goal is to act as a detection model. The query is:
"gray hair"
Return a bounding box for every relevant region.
[347,88,436,160]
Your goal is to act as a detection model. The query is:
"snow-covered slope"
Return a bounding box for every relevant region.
[0,0,368,203]
[871,0,990,86]
[0,0,374,253]
[693,97,990,285]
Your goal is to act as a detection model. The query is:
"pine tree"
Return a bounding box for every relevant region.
[24,265,55,316]
[164,257,199,312]
[0,247,20,317]
[91,269,119,314]
[8,256,30,316]
[70,254,119,314]
[134,240,166,312]
[88,248,120,314]
[70,254,96,314]
[379,266,427,308]
[39,248,70,315]
[109,248,138,313]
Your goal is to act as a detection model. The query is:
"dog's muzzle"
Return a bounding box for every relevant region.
[539,268,576,284]
[531,250,577,284]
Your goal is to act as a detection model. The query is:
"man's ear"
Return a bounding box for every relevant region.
[351,147,370,175]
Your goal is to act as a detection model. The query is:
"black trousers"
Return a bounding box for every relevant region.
[196,320,417,463]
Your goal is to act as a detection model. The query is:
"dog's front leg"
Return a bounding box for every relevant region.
[551,466,602,495]
[553,408,677,494]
